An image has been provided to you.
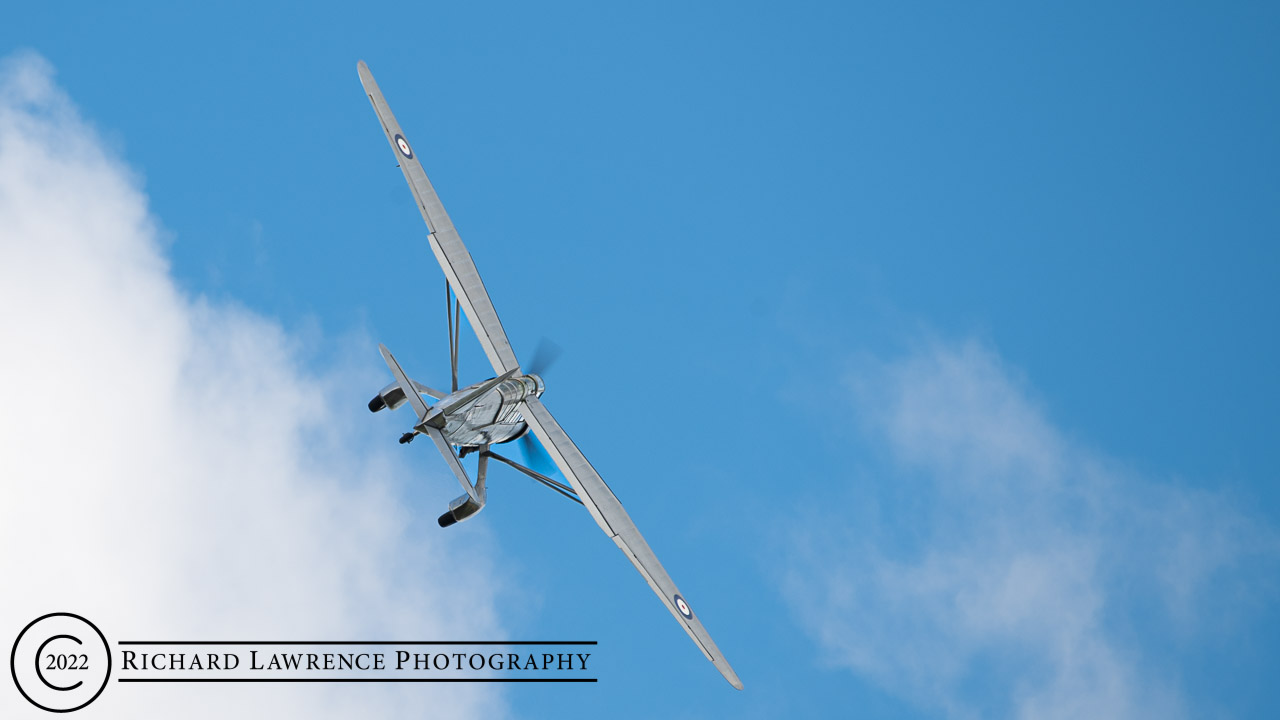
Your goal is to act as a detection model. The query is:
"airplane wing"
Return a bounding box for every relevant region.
[359,60,740,690]
[520,395,744,690]
[357,61,521,376]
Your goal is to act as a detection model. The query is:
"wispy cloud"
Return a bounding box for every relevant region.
[784,339,1276,719]
[0,52,509,718]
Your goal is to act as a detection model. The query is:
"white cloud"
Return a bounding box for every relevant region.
[784,339,1276,719]
[0,52,509,718]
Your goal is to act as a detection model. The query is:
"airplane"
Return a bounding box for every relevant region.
[356,61,743,690]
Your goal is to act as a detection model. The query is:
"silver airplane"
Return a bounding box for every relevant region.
[357,61,742,690]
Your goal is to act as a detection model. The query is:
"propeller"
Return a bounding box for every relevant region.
[526,337,561,377]
[518,432,558,476]
[519,337,562,475]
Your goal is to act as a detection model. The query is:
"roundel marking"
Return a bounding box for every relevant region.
[394,133,413,159]
[674,594,692,619]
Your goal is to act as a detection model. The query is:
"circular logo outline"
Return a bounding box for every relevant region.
[673,594,693,619]
[11,612,111,713]
[394,133,413,159]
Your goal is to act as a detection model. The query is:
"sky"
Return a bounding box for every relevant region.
[2,2,1278,718]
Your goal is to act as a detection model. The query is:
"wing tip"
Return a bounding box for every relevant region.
[357,60,375,89]
[720,663,744,690]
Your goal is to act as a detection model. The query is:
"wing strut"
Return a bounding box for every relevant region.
[446,281,460,392]
[485,450,583,505]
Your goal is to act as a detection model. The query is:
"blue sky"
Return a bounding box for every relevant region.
[3,2,1278,718]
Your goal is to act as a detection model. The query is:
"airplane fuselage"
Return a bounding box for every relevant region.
[440,373,544,448]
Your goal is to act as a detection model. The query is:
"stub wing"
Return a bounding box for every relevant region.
[358,61,521,376]
[519,395,743,690]
[378,344,479,504]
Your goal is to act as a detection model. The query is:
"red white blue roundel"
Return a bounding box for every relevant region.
[394,133,413,159]
[674,594,692,619]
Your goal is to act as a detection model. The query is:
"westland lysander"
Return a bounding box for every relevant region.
[358,61,741,690]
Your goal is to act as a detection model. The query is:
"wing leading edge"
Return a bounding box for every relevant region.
[521,396,743,690]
